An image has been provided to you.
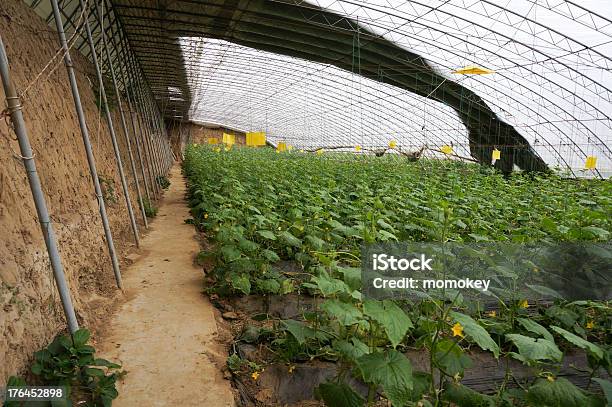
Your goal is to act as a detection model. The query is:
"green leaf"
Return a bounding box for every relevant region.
[450,312,499,358]
[311,272,349,297]
[442,382,496,407]
[281,230,302,247]
[526,284,564,300]
[357,350,413,407]
[550,326,603,360]
[256,278,280,294]
[305,234,326,250]
[581,226,610,240]
[526,377,590,407]
[261,249,280,262]
[227,354,243,372]
[378,230,398,241]
[280,279,294,294]
[282,320,315,345]
[238,238,259,253]
[317,382,364,407]
[92,358,121,369]
[363,299,413,348]
[505,334,562,363]
[434,339,473,376]
[321,299,362,326]
[72,329,90,347]
[516,318,554,342]
[337,266,362,291]
[257,230,276,240]
[230,273,251,295]
[84,367,105,377]
[593,378,612,405]
[220,245,241,262]
[333,338,369,363]
[468,233,490,242]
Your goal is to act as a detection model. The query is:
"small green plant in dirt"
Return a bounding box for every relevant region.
[142,197,157,218]
[156,176,171,190]
[5,328,122,407]
[98,176,118,205]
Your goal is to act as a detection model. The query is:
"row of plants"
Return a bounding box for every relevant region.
[183,145,611,406]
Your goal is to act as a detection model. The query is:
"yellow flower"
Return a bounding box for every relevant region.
[276,150,280,154]
[586,321,595,330]
[440,145,453,155]
[251,371,260,380]
[452,323,464,338]
[389,140,397,149]
[519,300,529,309]
[316,149,324,155]
[487,310,496,318]
[546,375,555,383]
[204,213,209,219]
[355,145,362,151]
[214,147,221,153]
[288,365,296,374]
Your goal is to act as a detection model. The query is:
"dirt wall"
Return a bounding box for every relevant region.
[0,0,163,383]
[167,121,247,158]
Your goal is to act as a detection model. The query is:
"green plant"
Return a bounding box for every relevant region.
[98,176,118,205]
[142,197,157,218]
[28,328,122,406]
[156,176,171,190]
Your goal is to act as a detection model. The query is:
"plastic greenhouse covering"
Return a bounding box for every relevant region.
[27,0,612,176]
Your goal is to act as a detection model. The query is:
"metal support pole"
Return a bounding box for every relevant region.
[144,96,165,184]
[127,58,158,199]
[134,81,160,199]
[0,35,79,333]
[104,19,152,206]
[119,41,161,197]
[50,0,123,288]
[114,37,151,210]
[95,2,148,228]
[80,0,140,247]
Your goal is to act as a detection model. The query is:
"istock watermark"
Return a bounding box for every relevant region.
[361,242,611,301]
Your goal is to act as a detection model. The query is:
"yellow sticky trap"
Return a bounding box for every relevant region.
[222,133,235,145]
[440,145,453,155]
[585,156,597,169]
[389,140,397,149]
[277,142,287,152]
[316,149,324,155]
[492,149,501,160]
[355,145,362,151]
[453,65,495,75]
[208,138,218,145]
[246,132,266,146]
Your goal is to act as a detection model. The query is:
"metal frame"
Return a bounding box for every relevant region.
[26,0,612,175]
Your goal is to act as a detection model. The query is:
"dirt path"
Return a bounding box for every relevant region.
[98,166,234,406]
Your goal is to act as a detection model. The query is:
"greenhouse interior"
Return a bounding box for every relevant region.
[0,0,610,406]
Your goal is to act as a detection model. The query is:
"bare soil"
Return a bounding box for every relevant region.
[96,167,235,406]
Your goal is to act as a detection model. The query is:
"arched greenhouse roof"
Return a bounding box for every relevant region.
[27,0,612,176]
